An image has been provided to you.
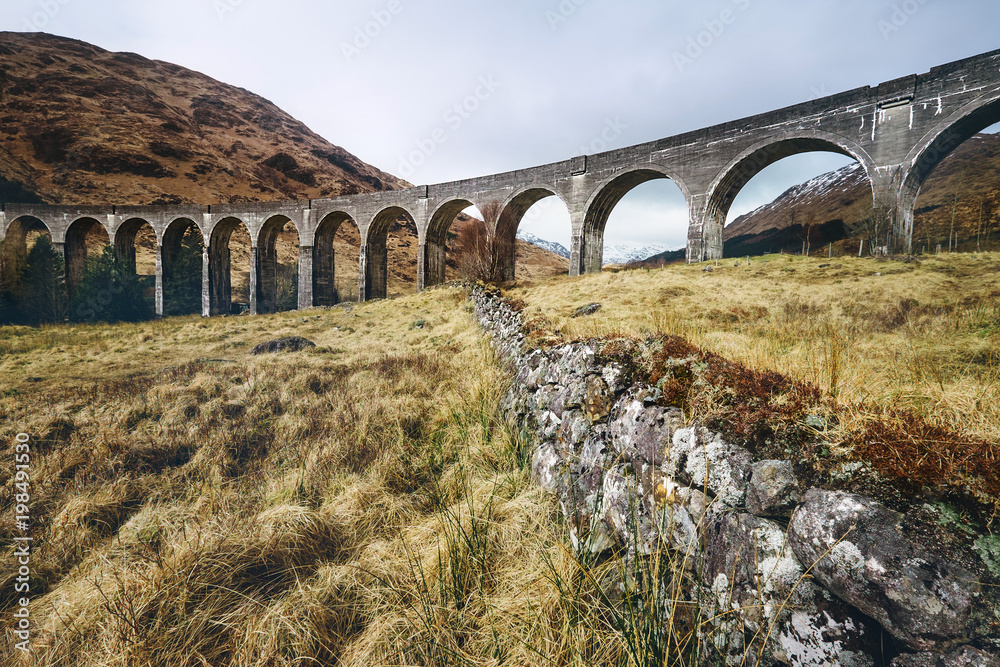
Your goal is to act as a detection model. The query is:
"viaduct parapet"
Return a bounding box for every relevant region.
[2,49,999,316]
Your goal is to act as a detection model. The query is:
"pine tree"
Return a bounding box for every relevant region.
[71,245,153,323]
[19,235,68,325]
[164,226,204,316]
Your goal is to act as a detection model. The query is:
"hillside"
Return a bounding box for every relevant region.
[722,132,1000,256]
[0,32,567,293]
[0,32,408,204]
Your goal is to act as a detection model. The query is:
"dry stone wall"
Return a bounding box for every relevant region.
[471,285,1000,667]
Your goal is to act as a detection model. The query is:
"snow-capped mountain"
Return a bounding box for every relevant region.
[601,244,671,265]
[725,163,870,240]
[516,230,671,265]
[516,231,570,258]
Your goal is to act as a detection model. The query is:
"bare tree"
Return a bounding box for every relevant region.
[455,200,514,284]
[850,204,893,256]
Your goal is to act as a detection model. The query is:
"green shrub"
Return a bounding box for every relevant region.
[71,245,153,323]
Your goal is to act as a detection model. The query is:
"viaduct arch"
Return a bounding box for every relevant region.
[1,49,998,316]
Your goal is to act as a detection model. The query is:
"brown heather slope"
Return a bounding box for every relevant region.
[722,132,1000,256]
[0,32,408,204]
[0,32,568,290]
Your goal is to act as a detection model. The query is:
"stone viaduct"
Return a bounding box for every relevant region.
[2,49,999,317]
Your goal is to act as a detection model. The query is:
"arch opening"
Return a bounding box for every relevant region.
[498,189,569,282]
[0,216,56,324]
[314,212,360,306]
[115,218,157,310]
[364,207,417,301]
[257,216,300,314]
[209,218,251,316]
[585,170,689,270]
[909,111,1000,255]
[162,218,204,317]
[425,199,481,287]
[65,217,111,297]
[713,142,872,259]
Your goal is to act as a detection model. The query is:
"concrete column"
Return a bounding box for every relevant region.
[154,242,164,318]
[298,245,313,310]
[249,245,258,316]
[0,211,6,242]
[570,207,591,275]
[416,241,426,292]
[201,244,210,318]
[685,193,710,263]
[418,239,446,290]
[358,243,368,303]
[871,166,908,255]
[580,228,604,275]
[569,232,584,277]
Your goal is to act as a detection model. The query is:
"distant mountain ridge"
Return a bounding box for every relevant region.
[516,230,570,258]
[515,230,673,266]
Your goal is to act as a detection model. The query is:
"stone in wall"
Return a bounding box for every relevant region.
[789,488,1000,653]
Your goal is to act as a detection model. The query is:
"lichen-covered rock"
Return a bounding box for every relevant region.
[550,377,588,416]
[537,409,562,440]
[789,489,994,652]
[531,440,562,491]
[701,511,880,666]
[606,389,683,467]
[556,409,591,448]
[601,362,628,395]
[517,349,550,389]
[746,460,802,519]
[531,384,560,414]
[572,302,602,318]
[891,646,1000,666]
[583,375,613,423]
[671,427,753,507]
[648,491,700,554]
[564,344,598,376]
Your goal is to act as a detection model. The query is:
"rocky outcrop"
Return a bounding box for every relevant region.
[472,285,1000,666]
[789,489,997,652]
[250,336,315,354]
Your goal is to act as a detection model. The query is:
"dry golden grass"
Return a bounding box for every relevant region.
[511,252,1000,445]
[0,286,685,666]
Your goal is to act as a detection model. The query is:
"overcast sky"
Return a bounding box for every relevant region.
[2,0,999,250]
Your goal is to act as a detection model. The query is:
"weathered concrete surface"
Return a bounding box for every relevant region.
[3,50,1000,314]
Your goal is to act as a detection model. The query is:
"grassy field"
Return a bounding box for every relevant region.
[1,253,998,665]
[0,286,675,666]
[513,252,1000,445]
